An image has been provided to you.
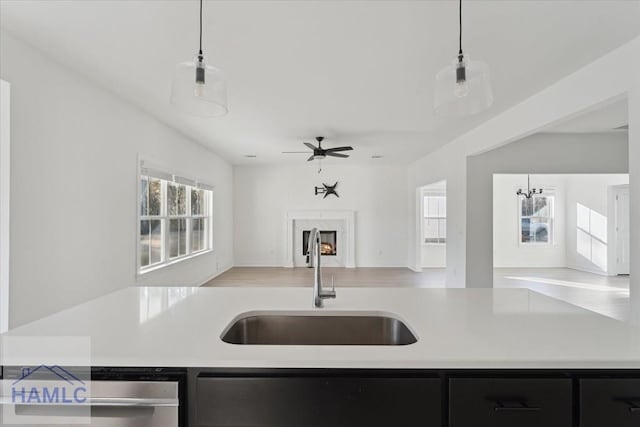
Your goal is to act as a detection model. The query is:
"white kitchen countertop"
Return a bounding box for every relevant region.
[2,287,640,369]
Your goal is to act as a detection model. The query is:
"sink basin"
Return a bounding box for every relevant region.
[221,313,417,346]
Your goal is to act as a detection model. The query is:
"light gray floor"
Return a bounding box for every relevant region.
[494,268,630,321]
[205,267,630,321]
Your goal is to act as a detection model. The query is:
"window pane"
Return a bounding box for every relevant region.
[178,186,187,215]
[439,219,447,239]
[521,218,531,243]
[168,183,187,216]
[191,218,202,252]
[530,218,549,243]
[168,183,177,216]
[191,189,203,216]
[438,197,446,217]
[150,219,162,263]
[427,197,439,217]
[140,178,148,216]
[521,197,533,217]
[424,218,439,239]
[169,219,179,258]
[169,219,187,258]
[179,219,187,255]
[533,196,549,217]
[201,218,208,250]
[149,179,162,216]
[140,220,150,267]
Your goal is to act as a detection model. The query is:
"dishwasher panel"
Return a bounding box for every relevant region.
[2,380,179,427]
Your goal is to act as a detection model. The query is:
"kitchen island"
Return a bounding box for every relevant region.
[2,287,640,426]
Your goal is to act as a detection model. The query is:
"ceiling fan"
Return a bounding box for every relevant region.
[282,137,353,161]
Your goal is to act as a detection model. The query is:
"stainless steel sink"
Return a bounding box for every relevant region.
[221,313,417,346]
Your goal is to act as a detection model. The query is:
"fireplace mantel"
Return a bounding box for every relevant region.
[284,210,356,268]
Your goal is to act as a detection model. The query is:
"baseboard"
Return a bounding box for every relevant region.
[565,265,610,277]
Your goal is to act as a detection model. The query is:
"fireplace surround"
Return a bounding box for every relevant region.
[285,210,355,268]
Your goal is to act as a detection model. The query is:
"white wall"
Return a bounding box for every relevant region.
[565,174,629,275]
[234,163,408,267]
[493,174,567,268]
[630,55,640,325]
[408,36,639,292]
[0,31,233,327]
[0,79,10,333]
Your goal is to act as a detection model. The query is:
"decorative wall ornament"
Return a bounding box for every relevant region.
[315,182,339,199]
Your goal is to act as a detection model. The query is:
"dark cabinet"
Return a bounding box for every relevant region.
[580,378,640,427]
[449,378,572,427]
[194,375,441,427]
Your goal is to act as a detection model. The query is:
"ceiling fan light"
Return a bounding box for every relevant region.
[434,54,493,117]
[170,55,228,117]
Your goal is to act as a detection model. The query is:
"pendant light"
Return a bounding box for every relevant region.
[170,0,228,117]
[434,0,493,117]
[516,175,543,199]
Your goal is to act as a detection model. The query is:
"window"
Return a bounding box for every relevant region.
[423,195,446,244]
[139,166,213,273]
[519,194,554,244]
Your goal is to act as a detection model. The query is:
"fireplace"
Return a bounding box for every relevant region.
[302,230,337,256]
[285,210,355,268]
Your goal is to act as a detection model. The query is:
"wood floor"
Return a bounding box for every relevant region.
[203,267,630,321]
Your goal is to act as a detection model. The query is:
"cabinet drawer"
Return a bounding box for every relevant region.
[449,378,572,427]
[580,378,640,427]
[195,376,441,427]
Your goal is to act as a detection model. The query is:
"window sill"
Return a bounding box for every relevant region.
[138,249,214,277]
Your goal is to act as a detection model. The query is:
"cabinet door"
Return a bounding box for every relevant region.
[449,378,572,427]
[195,376,441,427]
[580,378,640,427]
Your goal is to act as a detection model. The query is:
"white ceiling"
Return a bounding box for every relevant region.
[1,1,639,165]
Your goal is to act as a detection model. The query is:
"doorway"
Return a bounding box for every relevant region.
[419,181,447,274]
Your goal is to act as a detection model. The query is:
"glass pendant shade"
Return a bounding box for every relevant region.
[170,55,228,117]
[434,54,493,117]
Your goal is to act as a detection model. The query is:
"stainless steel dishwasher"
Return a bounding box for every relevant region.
[1,378,181,426]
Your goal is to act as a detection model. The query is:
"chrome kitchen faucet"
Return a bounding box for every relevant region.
[307,228,336,308]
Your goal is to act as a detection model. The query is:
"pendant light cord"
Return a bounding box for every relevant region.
[198,0,203,57]
[458,0,463,56]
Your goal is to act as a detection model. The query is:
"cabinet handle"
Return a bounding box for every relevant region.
[493,400,540,412]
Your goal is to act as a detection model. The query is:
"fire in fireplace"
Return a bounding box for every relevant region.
[302,230,337,256]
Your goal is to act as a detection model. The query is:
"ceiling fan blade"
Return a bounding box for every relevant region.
[281,151,309,154]
[304,142,317,151]
[325,146,353,152]
[307,155,315,162]
[326,152,349,158]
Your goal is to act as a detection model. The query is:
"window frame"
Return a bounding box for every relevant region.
[137,163,214,276]
[423,193,447,245]
[517,192,555,246]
